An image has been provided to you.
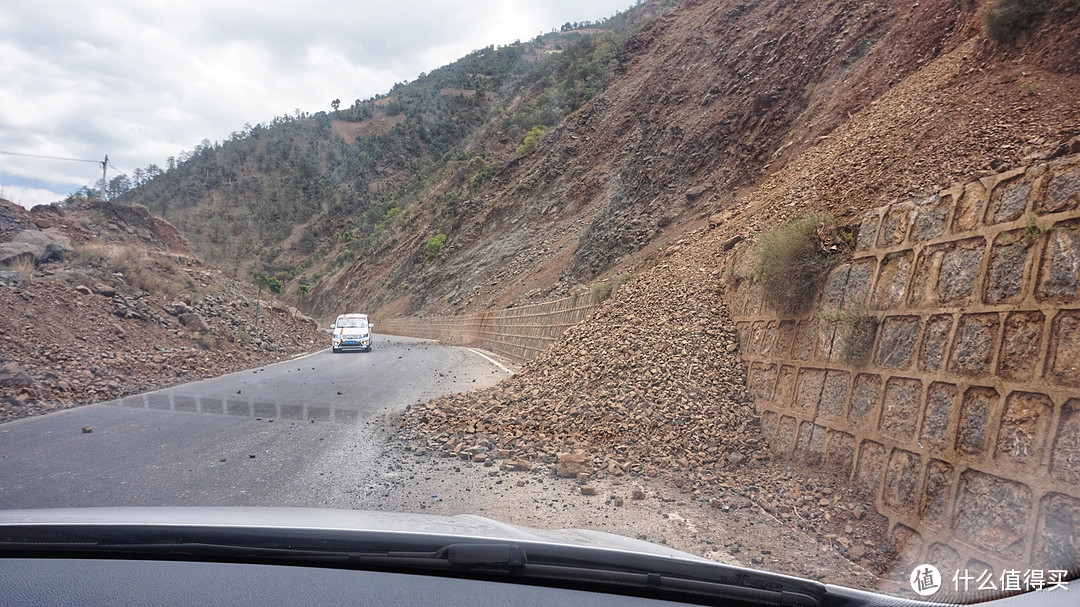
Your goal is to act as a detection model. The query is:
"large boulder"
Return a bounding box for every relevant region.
[179,312,211,333]
[1,229,73,263]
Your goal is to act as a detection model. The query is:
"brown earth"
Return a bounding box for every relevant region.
[0,199,325,423]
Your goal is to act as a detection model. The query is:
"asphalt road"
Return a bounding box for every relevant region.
[0,335,511,509]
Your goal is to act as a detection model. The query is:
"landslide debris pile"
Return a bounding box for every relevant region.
[404,240,760,485]
[0,199,324,422]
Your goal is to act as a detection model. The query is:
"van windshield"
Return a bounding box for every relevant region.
[338,319,367,328]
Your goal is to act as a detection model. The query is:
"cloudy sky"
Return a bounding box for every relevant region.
[0,0,634,208]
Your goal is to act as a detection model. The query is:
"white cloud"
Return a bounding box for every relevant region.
[0,185,69,209]
[0,0,634,197]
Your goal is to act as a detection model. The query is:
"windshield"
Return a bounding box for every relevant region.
[2,0,1079,605]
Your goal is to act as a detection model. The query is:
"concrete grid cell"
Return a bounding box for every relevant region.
[985,229,1036,305]
[1037,220,1080,302]
[735,322,751,352]
[1050,399,1080,485]
[995,391,1053,466]
[878,201,914,248]
[856,210,881,251]
[921,459,955,530]
[1037,165,1080,214]
[818,370,850,420]
[748,362,776,402]
[882,448,922,516]
[908,246,946,308]
[949,313,1001,376]
[792,320,816,361]
[760,410,778,443]
[775,320,795,358]
[956,386,999,456]
[761,322,778,358]
[953,180,990,233]
[988,177,1031,224]
[887,523,925,578]
[937,239,985,303]
[953,470,1032,560]
[774,416,798,454]
[1034,493,1080,572]
[1046,309,1080,387]
[855,440,886,494]
[873,251,914,310]
[874,316,921,369]
[880,377,923,441]
[997,311,1045,382]
[913,193,953,242]
[794,368,827,416]
[824,430,855,475]
[774,365,797,405]
[920,314,954,372]
[750,321,767,355]
[927,543,962,576]
[920,382,958,452]
[794,421,824,465]
[848,373,882,430]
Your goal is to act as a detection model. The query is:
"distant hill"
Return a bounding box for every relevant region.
[118,0,1080,321]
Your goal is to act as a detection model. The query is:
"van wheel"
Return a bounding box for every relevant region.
[332,347,340,354]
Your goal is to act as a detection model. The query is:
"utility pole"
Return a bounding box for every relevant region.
[99,155,109,200]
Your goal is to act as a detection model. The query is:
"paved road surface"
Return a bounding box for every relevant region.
[0,335,510,508]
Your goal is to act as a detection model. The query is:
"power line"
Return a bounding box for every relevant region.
[0,150,101,164]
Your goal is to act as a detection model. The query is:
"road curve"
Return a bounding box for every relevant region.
[0,335,511,509]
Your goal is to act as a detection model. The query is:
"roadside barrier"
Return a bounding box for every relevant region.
[378,296,600,363]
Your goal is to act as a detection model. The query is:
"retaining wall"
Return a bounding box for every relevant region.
[728,154,1080,578]
[378,296,600,363]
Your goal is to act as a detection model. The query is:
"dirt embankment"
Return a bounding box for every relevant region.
[0,199,325,423]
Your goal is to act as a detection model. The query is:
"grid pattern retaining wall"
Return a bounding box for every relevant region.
[378,296,599,363]
[729,154,1080,578]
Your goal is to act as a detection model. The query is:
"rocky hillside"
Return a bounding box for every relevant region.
[0,199,324,423]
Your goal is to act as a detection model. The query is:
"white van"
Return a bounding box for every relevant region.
[330,313,373,353]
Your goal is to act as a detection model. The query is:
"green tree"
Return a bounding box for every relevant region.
[425,233,447,260]
[331,99,341,111]
[516,125,548,156]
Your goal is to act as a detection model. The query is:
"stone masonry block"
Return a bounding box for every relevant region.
[775,320,795,358]
[824,430,855,475]
[878,201,914,247]
[954,470,1032,560]
[997,311,1045,382]
[883,448,921,516]
[937,238,985,303]
[927,543,962,576]
[792,320,815,361]
[921,459,955,530]
[913,193,952,242]
[760,410,777,440]
[822,264,854,310]
[750,321,766,355]
[821,260,876,311]
[794,422,825,466]
[985,230,1036,304]
[920,382,958,452]
[774,416,798,454]
[1051,399,1080,485]
[1037,165,1080,215]
[856,210,881,251]
[848,373,881,430]
[1037,220,1080,302]
[1046,309,1080,387]
[888,524,924,576]
[920,314,954,372]
[875,316,921,369]
[818,370,850,420]
[855,440,886,494]
[908,246,945,308]
[873,251,913,310]
[774,365,797,405]
[957,387,999,456]
[953,180,989,233]
[794,368,826,416]
[949,313,1000,375]
[995,391,1052,466]
[880,377,922,441]
[988,177,1031,224]
[1035,493,1080,571]
[761,322,778,358]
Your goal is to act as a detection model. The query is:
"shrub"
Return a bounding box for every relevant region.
[515,125,549,156]
[590,272,630,303]
[425,233,447,260]
[754,215,838,314]
[821,304,879,365]
[1,255,36,282]
[982,0,1047,44]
